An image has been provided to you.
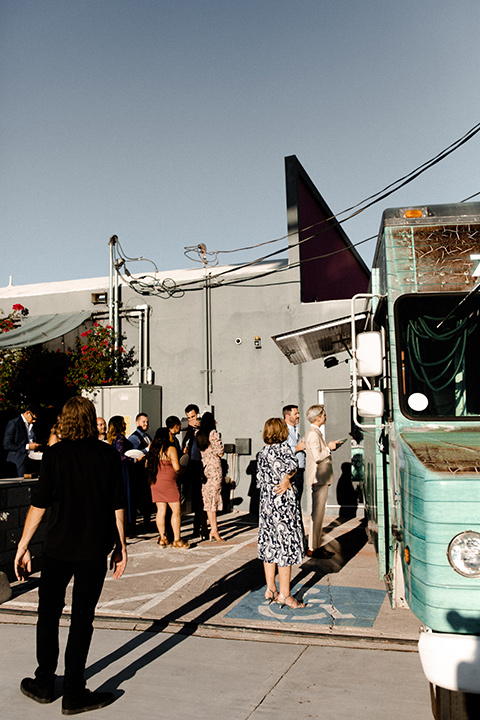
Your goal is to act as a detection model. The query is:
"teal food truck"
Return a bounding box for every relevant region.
[351,203,480,718]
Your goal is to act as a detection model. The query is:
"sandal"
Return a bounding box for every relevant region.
[264,588,278,604]
[171,539,190,549]
[276,593,306,609]
[157,536,169,547]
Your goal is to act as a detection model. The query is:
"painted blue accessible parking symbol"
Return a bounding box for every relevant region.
[226,585,386,627]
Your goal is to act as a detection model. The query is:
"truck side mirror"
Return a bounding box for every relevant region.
[357,390,384,418]
[356,332,383,377]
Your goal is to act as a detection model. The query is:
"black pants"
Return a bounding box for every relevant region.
[293,468,305,505]
[35,553,107,693]
[188,460,208,535]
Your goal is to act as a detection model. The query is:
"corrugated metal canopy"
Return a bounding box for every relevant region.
[272,313,366,365]
[0,312,91,349]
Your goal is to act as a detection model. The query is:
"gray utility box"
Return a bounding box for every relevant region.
[85,384,162,437]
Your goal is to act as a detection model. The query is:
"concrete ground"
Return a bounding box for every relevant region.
[0,513,433,718]
[1,623,432,720]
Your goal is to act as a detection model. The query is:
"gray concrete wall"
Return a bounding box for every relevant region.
[0,263,353,513]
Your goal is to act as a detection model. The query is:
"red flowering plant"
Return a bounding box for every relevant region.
[0,304,24,333]
[65,322,136,393]
[0,314,136,412]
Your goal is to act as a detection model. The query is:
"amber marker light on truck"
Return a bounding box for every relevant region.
[404,209,424,218]
[447,531,480,577]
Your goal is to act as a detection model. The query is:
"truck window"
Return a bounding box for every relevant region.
[394,293,480,419]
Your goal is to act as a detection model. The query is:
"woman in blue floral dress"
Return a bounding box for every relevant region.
[257,417,306,609]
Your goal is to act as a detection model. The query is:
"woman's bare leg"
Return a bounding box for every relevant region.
[169,502,181,541]
[155,502,167,537]
[207,510,224,540]
[263,562,277,593]
[277,565,305,608]
[277,565,291,599]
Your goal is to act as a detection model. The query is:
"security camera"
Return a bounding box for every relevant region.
[235,338,242,345]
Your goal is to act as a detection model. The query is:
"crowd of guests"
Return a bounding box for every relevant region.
[10,396,344,712]
[4,402,227,549]
[7,400,343,610]
[87,404,227,548]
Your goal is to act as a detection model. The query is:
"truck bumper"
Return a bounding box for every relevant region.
[419,629,480,693]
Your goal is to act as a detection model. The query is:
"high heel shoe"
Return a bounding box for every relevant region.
[209,533,226,542]
[276,593,306,609]
[264,588,278,604]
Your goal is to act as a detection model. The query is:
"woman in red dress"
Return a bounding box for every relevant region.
[147,428,189,548]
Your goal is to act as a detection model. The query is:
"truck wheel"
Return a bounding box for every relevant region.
[430,683,480,719]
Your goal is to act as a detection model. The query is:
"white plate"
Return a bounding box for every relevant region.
[125,449,144,459]
[28,451,43,460]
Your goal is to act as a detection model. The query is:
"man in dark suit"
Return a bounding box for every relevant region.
[3,408,41,477]
[127,413,153,531]
[181,403,208,539]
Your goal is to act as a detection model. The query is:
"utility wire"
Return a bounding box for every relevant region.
[172,120,480,288]
[187,120,480,259]
[461,191,480,202]
[117,120,480,296]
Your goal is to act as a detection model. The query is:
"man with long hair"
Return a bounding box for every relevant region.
[14,396,127,715]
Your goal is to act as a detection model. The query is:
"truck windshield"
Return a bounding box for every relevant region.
[395,293,480,419]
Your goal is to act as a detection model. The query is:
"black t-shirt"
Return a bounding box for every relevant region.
[32,438,124,562]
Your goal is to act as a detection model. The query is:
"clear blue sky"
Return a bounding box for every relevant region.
[2,0,480,288]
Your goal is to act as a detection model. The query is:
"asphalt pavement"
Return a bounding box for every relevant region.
[0,513,433,718]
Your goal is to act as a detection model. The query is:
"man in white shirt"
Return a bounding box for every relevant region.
[282,404,306,502]
[305,404,339,559]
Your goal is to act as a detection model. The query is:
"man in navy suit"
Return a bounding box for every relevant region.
[3,409,41,477]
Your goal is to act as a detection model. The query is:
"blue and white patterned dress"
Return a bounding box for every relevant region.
[256,441,305,566]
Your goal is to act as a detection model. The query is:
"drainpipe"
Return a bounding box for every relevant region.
[135,304,151,384]
[108,236,117,329]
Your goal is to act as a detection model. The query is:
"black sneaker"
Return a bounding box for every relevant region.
[20,676,54,704]
[62,688,115,715]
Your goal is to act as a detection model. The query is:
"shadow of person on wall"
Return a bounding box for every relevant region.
[246,458,259,520]
[336,462,358,519]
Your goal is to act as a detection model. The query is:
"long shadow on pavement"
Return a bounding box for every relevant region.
[87,518,367,695]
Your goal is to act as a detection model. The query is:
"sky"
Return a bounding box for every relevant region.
[2,0,480,290]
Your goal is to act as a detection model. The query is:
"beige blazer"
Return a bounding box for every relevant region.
[305,423,334,487]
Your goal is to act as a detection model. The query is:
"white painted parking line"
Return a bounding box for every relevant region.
[103,564,202,582]
[134,536,256,614]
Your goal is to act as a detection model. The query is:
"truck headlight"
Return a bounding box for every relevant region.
[447,531,480,577]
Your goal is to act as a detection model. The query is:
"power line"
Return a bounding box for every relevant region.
[116,120,480,296]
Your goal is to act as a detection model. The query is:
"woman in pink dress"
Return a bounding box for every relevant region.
[147,428,189,548]
[196,412,225,542]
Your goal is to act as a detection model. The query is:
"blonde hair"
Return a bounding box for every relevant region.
[306,404,325,423]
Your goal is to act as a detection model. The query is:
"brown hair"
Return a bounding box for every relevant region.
[106,415,127,445]
[59,397,97,441]
[262,417,289,445]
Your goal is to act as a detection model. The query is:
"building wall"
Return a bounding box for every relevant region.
[0,263,352,512]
